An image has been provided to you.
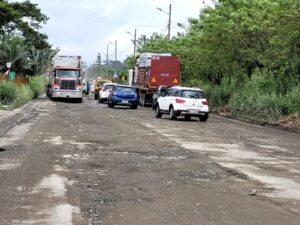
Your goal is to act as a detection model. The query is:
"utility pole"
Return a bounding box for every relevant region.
[106,44,109,78]
[115,40,117,62]
[133,28,137,57]
[157,4,172,40]
[167,4,171,40]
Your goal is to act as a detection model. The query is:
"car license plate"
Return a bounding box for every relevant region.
[190,110,198,113]
[122,100,128,103]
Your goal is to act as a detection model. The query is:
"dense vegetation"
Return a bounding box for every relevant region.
[0,0,57,108]
[0,76,47,109]
[127,0,300,124]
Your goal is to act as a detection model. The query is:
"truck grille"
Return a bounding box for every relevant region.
[60,80,76,90]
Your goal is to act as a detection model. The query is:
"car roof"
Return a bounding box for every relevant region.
[169,86,203,92]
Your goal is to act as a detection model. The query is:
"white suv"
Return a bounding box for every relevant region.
[155,86,209,121]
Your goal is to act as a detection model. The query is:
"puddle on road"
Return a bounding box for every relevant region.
[32,174,70,198]
[48,204,80,225]
[20,204,80,225]
[43,137,93,150]
[0,161,21,170]
[180,142,227,153]
[62,154,90,160]
[43,136,64,145]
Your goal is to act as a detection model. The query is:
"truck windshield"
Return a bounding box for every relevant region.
[56,70,80,77]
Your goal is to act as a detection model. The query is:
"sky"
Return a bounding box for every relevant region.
[16,0,213,65]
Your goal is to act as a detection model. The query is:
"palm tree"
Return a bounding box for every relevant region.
[0,39,31,73]
[31,47,60,75]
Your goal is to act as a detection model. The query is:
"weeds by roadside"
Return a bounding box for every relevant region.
[0,75,46,110]
[188,73,300,128]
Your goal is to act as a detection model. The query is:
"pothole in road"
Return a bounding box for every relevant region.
[178,171,221,182]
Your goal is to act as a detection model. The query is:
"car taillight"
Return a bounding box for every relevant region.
[202,100,209,105]
[175,98,185,103]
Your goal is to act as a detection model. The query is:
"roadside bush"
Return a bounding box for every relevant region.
[0,80,17,104]
[13,84,34,108]
[287,85,300,114]
[28,75,47,98]
[189,78,238,107]
[229,75,297,122]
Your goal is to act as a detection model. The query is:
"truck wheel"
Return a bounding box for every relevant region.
[155,105,162,118]
[169,106,177,120]
[139,95,145,107]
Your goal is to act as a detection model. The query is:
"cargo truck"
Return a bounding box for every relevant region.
[129,53,180,106]
[46,55,83,103]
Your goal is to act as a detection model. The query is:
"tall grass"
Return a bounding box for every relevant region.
[229,75,299,122]
[13,84,34,108]
[0,80,17,104]
[28,75,47,98]
[0,75,46,109]
[189,73,300,123]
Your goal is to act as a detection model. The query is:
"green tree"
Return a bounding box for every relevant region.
[0,38,31,73]
[0,0,50,50]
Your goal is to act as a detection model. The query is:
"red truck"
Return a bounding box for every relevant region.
[46,55,83,103]
[129,53,180,106]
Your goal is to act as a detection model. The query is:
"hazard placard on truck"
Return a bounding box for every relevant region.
[133,53,180,107]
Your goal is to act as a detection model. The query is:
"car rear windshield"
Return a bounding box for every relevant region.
[117,86,135,92]
[180,90,204,99]
[103,85,115,91]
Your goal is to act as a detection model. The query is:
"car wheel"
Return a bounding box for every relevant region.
[199,113,209,122]
[110,103,114,108]
[155,105,162,118]
[131,104,138,109]
[94,94,98,99]
[169,106,177,120]
[184,115,191,121]
[152,100,156,109]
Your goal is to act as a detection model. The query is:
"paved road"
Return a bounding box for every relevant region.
[0,95,299,225]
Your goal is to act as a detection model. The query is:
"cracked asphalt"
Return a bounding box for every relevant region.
[0,94,299,225]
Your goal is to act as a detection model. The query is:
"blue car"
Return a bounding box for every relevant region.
[108,85,138,109]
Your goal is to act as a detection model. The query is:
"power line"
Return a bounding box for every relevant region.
[44,0,105,24]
